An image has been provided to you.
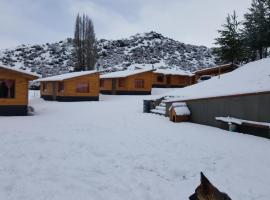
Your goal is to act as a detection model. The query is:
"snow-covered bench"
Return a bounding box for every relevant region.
[216,117,270,135]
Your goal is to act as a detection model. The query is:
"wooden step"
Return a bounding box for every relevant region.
[155,106,166,111]
[150,109,166,115]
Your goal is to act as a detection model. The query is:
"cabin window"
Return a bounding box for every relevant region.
[118,79,125,88]
[0,80,15,98]
[76,82,89,93]
[42,83,48,92]
[58,82,64,92]
[100,80,105,88]
[157,75,164,82]
[135,79,145,88]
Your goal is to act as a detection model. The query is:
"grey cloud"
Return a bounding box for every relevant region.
[0,0,252,49]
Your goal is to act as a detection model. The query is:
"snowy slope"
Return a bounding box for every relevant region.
[0,90,269,200]
[164,58,270,101]
[0,31,217,77]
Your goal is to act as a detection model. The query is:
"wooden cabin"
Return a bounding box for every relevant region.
[169,102,191,123]
[37,71,99,101]
[195,64,238,82]
[0,65,39,116]
[153,69,195,88]
[100,69,153,95]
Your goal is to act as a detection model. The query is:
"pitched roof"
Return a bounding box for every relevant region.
[101,69,153,79]
[37,70,98,82]
[154,69,194,76]
[0,65,40,79]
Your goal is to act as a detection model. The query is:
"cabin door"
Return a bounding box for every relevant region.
[52,82,57,100]
[112,79,117,95]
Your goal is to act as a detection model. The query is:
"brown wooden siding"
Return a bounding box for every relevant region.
[153,73,194,87]
[0,69,29,106]
[195,64,237,82]
[100,71,153,93]
[100,79,113,91]
[40,73,100,97]
[126,72,152,91]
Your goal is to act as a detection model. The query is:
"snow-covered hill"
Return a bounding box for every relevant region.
[0,31,217,77]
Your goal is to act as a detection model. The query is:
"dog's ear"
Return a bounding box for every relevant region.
[200,172,214,194]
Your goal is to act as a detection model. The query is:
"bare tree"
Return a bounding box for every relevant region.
[74,14,97,71]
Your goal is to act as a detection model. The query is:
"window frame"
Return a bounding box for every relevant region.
[134,79,145,89]
[76,82,90,93]
[0,79,16,99]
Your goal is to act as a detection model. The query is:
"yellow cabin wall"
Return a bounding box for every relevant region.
[40,73,100,97]
[153,73,194,87]
[152,73,166,85]
[126,72,153,91]
[0,69,29,105]
[100,79,112,91]
[100,71,153,92]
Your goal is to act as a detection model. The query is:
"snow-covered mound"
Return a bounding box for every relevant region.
[0,31,217,77]
[165,58,270,101]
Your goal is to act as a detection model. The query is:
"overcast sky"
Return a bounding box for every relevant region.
[0,0,252,49]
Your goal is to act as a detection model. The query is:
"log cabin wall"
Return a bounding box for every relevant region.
[152,73,166,87]
[170,75,192,87]
[40,82,53,96]
[0,69,29,106]
[100,71,153,95]
[153,73,194,88]
[58,74,99,97]
[126,71,153,92]
[40,73,100,101]
[100,79,112,91]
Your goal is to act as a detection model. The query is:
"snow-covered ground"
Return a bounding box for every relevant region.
[0,89,270,200]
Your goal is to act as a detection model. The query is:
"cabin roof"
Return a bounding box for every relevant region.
[194,63,237,74]
[154,69,194,76]
[0,65,40,79]
[101,69,153,79]
[169,102,190,116]
[37,70,98,82]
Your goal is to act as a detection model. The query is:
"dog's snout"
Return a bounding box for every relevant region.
[189,193,198,200]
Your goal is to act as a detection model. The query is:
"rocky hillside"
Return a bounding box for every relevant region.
[0,31,217,77]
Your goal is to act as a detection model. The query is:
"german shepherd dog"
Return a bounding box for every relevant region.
[189,172,232,200]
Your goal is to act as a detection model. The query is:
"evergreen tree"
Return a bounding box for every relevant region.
[214,11,243,64]
[242,0,269,59]
[74,14,97,71]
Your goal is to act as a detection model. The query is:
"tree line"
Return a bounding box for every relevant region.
[215,0,270,64]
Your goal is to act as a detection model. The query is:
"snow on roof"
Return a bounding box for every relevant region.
[101,69,153,79]
[154,69,194,76]
[37,70,97,82]
[164,58,270,102]
[0,64,40,78]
